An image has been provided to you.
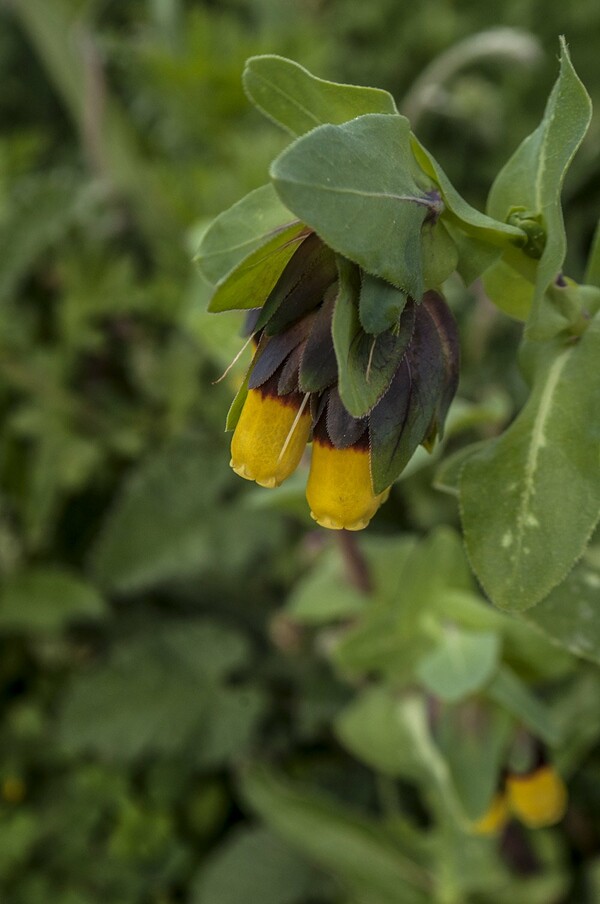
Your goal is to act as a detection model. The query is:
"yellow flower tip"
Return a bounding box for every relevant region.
[230,387,311,489]
[306,439,389,532]
[470,792,509,836]
[506,765,568,829]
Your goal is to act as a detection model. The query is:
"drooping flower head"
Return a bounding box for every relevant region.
[224,228,459,529]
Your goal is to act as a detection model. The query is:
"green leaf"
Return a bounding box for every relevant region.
[437,705,513,820]
[332,258,415,417]
[335,687,430,779]
[482,256,536,321]
[0,568,106,633]
[90,433,229,592]
[584,220,600,288]
[59,621,265,763]
[359,273,407,335]
[486,665,561,747]
[207,221,308,313]
[240,766,432,904]
[285,549,367,624]
[192,826,319,904]
[433,441,488,498]
[243,55,398,137]
[421,219,458,289]
[522,544,600,664]
[410,135,523,245]
[195,184,297,286]
[460,318,600,611]
[271,114,440,296]
[487,39,592,336]
[416,629,500,703]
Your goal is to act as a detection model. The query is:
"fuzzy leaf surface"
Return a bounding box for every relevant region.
[243,54,397,137]
[460,317,600,611]
[271,114,439,296]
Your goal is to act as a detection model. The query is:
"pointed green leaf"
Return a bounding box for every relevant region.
[487,39,592,336]
[196,184,297,286]
[0,568,106,633]
[243,55,398,137]
[240,766,431,904]
[482,256,535,321]
[271,114,440,295]
[522,543,600,664]
[486,666,561,746]
[460,317,600,611]
[359,273,407,336]
[333,259,415,418]
[416,629,500,703]
[207,222,308,313]
[421,219,458,289]
[584,220,600,288]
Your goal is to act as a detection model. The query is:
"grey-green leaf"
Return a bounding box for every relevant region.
[487,39,592,336]
[416,629,500,703]
[207,222,308,313]
[0,568,106,633]
[460,317,600,611]
[333,258,416,417]
[271,114,439,296]
[240,766,431,904]
[522,543,600,664]
[359,273,407,335]
[195,184,296,286]
[243,54,398,137]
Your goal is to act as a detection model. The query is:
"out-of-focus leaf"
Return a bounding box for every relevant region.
[243,55,398,137]
[192,826,320,904]
[461,319,600,610]
[285,549,367,624]
[271,114,439,297]
[0,568,106,633]
[0,173,84,303]
[59,621,265,762]
[90,432,264,593]
[416,629,500,702]
[241,766,432,904]
[486,666,561,746]
[437,704,513,820]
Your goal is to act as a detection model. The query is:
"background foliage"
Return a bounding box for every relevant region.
[1,1,600,902]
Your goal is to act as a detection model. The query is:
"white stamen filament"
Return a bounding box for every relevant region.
[212,333,255,384]
[277,392,310,464]
[366,337,377,383]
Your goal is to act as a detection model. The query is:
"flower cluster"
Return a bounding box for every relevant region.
[228,231,459,530]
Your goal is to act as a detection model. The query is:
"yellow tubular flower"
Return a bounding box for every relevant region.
[306,435,389,531]
[471,792,509,836]
[506,765,568,829]
[230,387,311,488]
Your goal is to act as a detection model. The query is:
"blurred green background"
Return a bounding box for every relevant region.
[2,1,600,902]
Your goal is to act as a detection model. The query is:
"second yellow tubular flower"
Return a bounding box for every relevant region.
[230,387,311,488]
[506,764,568,829]
[306,437,389,531]
[471,792,509,836]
